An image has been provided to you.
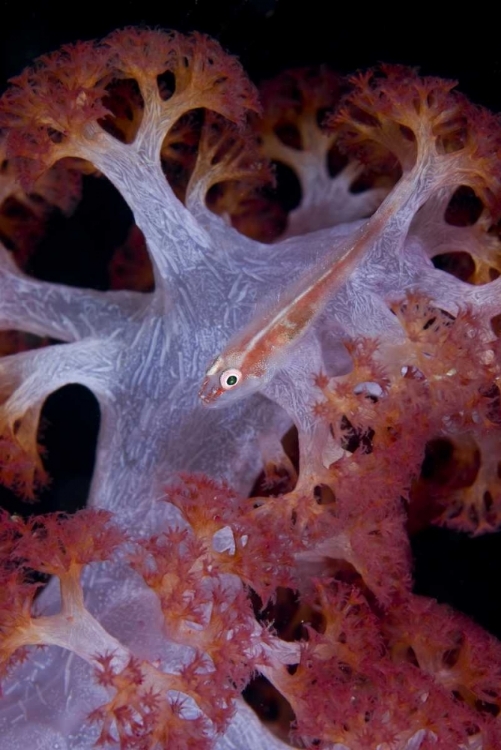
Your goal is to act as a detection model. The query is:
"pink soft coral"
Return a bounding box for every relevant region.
[0,28,500,750]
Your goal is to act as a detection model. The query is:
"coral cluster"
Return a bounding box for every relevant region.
[0,27,501,750]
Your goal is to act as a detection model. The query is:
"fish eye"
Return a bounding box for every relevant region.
[220,368,242,390]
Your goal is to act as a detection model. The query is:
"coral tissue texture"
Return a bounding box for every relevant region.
[1,27,501,750]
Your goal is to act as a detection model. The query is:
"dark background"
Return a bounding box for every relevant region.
[0,0,500,638]
[1,1,501,108]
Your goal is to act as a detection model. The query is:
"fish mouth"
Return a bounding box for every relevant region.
[198,377,223,407]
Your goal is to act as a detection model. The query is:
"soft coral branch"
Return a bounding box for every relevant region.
[0,338,120,497]
[258,66,389,237]
[185,111,272,221]
[0,509,129,676]
[261,582,497,750]
[1,507,285,749]
[0,29,260,293]
[0,242,144,341]
[332,65,501,210]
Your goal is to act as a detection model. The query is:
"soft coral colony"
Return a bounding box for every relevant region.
[0,25,501,750]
